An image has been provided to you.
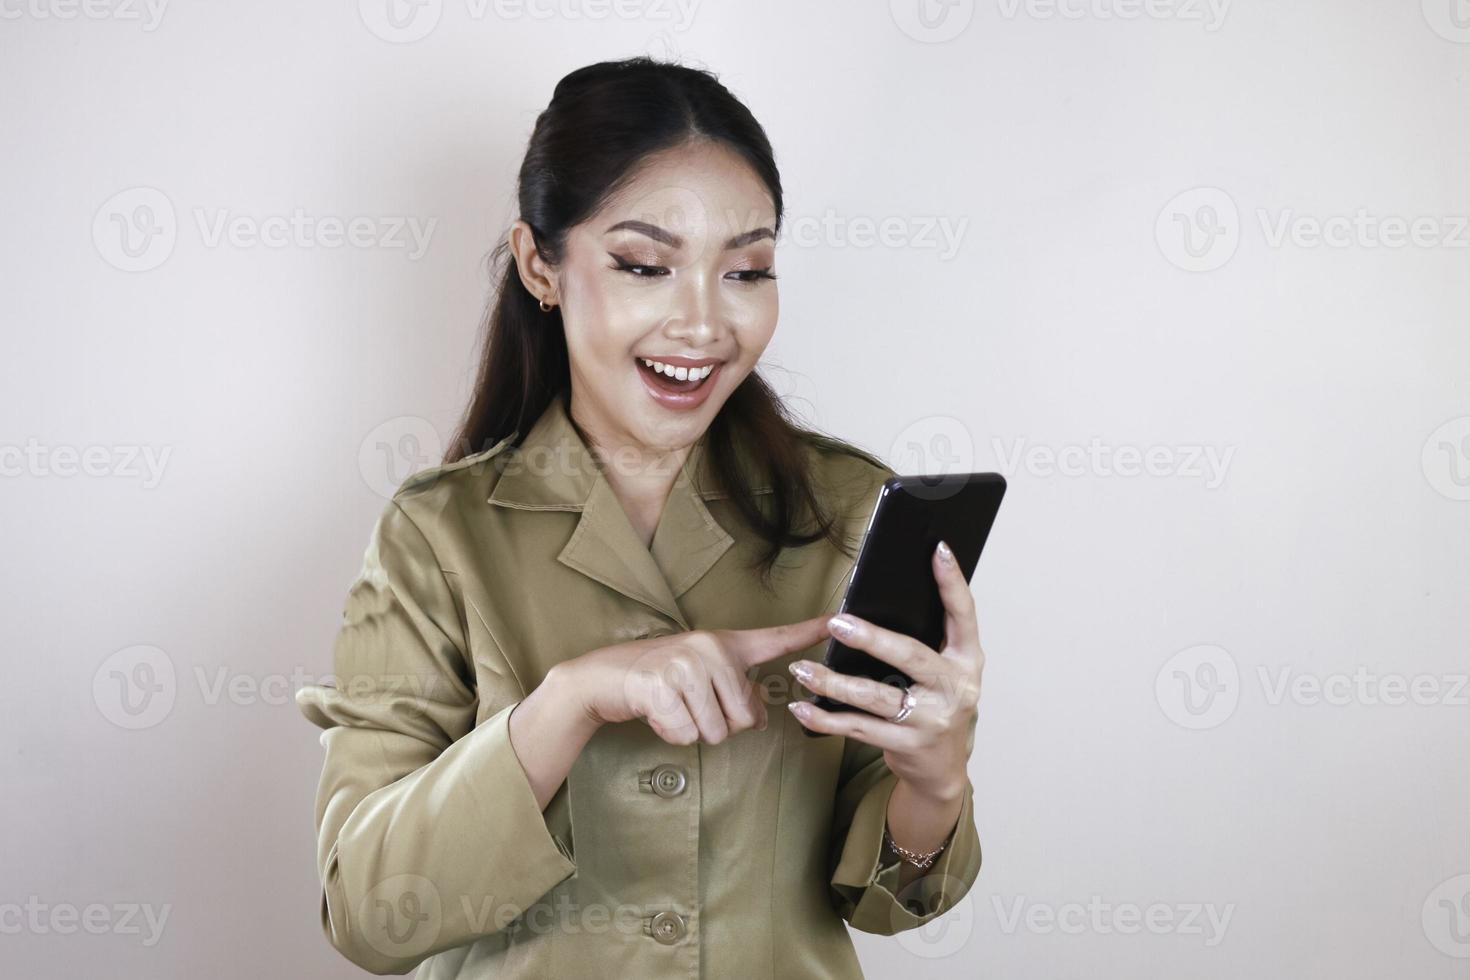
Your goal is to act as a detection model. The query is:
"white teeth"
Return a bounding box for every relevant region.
[639,358,714,381]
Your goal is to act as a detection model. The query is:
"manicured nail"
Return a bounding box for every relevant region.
[787,701,811,719]
[936,540,955,565]
[788,660,813,683]
[828,616,856,637]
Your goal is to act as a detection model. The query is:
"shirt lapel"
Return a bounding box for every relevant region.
[486,394,772,630]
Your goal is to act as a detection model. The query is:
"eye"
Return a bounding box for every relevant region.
[728,268,778,284]
[609,253,669,278]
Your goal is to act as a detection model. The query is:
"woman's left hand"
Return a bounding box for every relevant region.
[786,540,983,803]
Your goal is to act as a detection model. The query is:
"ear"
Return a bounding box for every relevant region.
[508,219,559,307]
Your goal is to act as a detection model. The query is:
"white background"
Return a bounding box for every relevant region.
[2,1,1468,977]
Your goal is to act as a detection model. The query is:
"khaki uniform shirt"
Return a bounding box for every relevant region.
[297,393,981,978]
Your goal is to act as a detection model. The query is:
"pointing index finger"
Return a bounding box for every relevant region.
[726,615,832,670]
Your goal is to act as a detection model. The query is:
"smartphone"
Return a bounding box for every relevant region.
[802,471,1006,736]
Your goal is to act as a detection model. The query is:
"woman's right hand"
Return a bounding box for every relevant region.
[560,615,833,745]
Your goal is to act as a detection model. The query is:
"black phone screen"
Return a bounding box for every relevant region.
[806,472,1006,722]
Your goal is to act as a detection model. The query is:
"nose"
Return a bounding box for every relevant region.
[659,267,723,346]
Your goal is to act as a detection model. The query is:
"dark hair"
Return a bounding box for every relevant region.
[447,56,882,585]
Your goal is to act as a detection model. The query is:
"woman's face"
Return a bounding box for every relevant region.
[526,140,780,461]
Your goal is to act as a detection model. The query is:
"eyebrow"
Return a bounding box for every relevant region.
[603,219,776,250]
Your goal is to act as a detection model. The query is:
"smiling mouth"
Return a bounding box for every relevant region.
[635,357,717,393]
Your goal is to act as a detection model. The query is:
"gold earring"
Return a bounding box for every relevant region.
[539,297,554,312]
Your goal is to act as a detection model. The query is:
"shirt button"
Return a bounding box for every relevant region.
[650,763,687,798]
[650,910,686,944]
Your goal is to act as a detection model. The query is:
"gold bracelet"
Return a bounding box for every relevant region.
[883,823,948,870]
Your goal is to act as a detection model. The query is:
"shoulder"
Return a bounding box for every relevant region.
[800,429,897,492]
[797,430,897,538]
[388,431,519,514]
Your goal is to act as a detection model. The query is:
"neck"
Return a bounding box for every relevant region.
[568,395,694,546]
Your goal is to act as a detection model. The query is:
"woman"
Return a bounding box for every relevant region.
[297,57,986,978]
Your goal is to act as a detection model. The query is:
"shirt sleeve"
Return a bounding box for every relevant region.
[827,714,982,935]
[295,498,576,974]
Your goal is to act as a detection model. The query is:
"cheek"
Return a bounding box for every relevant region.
[559,271,640,362]
[732,290,779,357]
[567,270,658,330]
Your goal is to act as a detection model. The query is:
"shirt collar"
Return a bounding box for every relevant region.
[485,393,773,628]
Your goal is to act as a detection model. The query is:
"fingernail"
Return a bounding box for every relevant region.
[756,717,768,731]
[787,701,810,719]
[936,540,955,565]
[788,660,813,682]
[828,616,855,638]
